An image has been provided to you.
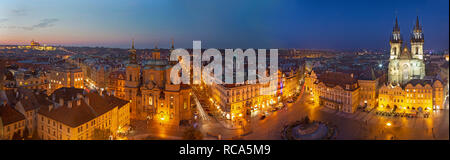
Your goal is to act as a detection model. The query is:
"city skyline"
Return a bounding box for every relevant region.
[0,0,449,50]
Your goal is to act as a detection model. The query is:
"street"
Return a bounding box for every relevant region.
[129,86,449,140]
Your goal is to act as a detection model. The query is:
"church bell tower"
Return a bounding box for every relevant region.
[390,17,402,60]
[411,16,424,60]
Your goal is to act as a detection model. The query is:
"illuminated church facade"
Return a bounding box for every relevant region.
[388,17,425,85]
[379,17,445,112]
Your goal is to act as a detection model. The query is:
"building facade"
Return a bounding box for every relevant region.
[123,41,192,125]
[37,87,130,140]
[378,79,444,112]
[48,65,84,94]
[379,17,445,112]
[388,17,425,85]
[0,104,26,140]
[307,71,360,113]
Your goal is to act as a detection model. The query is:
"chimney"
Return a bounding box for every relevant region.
[350,73,354,78]
[67,101,72,108]
[48,104,53,111]
[59,98,64,106]
[52,94,56,101]
[25,96,28,100]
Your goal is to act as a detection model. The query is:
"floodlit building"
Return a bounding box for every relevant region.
[124,40,192,125]
[48,65,84,94]
[37,87,130,140]
[388,17,425,85]
[378,79,444,112]
[379,17,445,112]
[0,104,26,140]
[310,72,360,113]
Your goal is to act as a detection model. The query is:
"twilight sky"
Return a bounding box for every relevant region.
[0,0,448,50]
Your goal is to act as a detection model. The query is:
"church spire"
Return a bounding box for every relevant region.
[415,16,419,29]
[393,17,400,32]
[171,38,174,50]
[390,17,402,44]
[413,16,422,32]
[128,39,137,64]
[411,16,424,43]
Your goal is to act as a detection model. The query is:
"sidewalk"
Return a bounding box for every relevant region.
[213,114,242,130]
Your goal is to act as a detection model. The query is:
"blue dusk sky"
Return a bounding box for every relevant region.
[0,0,448,50]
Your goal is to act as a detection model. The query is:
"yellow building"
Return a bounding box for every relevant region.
[1,88,53,138]
[281,69,301,99]
[124,40,192,125]
[0,104,26,140]
[108,71,126,100]
[378,79,444,113]
[357,69,383,109]
[309,72,360,113]
[48,65,84,94]
[37,87,130,140]
[17,40,56,51]
[304,70,317,93]
[209,80,277,127]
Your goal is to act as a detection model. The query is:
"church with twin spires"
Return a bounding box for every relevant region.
[388,16,425,85]
[378,16,445,111]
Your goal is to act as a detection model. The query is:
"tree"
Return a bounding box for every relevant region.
[182,127,203,140]
[92,129,112,140]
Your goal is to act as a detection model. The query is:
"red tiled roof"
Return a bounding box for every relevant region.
[316,72,358,90]
[0,105,25,125]
[39,87,129,127]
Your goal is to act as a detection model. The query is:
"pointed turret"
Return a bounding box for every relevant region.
[414,16,420,31]
[411,16,424,43]
[128,39,138,64]
[410,16,424,59]
[390,17,402,59]
[152,42,161,60]
[393,17,400,32]
[390,17,402,43]
[171,38,174,50]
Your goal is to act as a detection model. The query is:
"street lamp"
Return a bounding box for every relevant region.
[386,122,392,127]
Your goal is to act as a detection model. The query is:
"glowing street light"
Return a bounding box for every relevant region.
[386,122,392,127]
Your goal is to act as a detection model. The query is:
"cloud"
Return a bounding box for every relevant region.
[1,18,59,30]
[0,18,7,23]
[30,18,59,29]
[11,9,27,16]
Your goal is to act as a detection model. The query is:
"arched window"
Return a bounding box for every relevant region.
[129,74,132,81]
[415,47,418,55]
[393,47,397,55]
